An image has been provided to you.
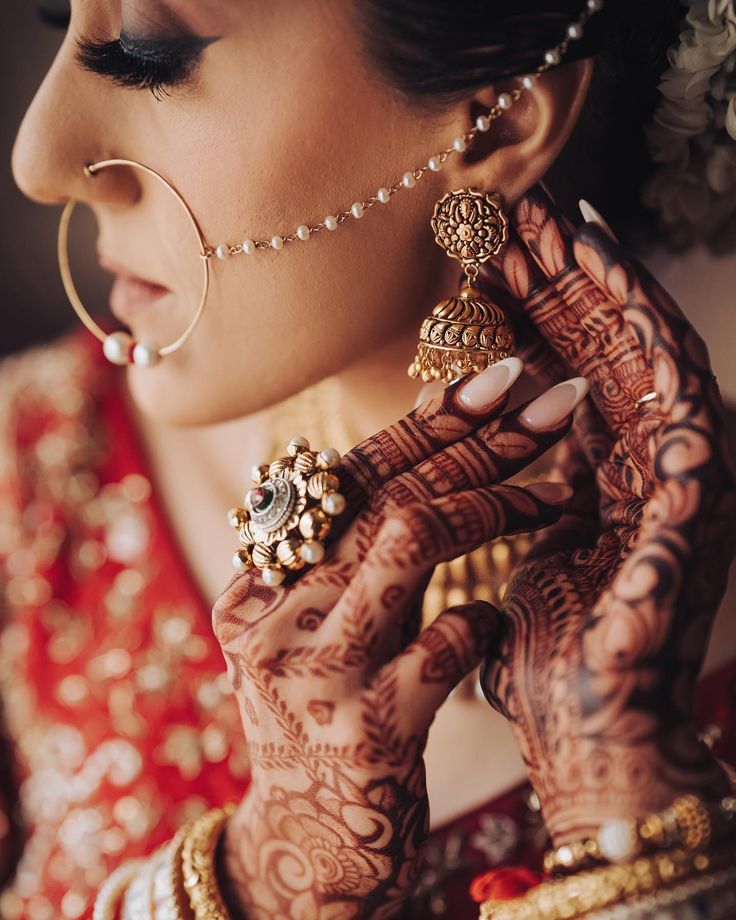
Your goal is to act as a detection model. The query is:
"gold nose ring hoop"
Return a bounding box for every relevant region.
[58,158,210,368]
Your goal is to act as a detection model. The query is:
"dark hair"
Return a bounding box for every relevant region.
[357,0,686,250]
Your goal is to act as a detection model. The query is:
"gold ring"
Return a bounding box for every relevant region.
[634,391,658,410]
[58,158,210,368]
[227,437,347,586]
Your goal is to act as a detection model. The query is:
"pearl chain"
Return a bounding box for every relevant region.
[207,0,604,262]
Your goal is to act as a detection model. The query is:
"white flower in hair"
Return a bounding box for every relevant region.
[643,0,736,251]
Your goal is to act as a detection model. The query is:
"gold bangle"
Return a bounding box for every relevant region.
[481,845,720,920]
[543,793,729,875]
[93,859,145,920]
[182,804,237,920]
[152,824,194,919]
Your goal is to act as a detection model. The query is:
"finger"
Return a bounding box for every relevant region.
[572,222,722,425]
[339,357,523,507]
[371,601,501,732]
[325,481,571,651]
[481,240,572,386]
[375,377,588,509]
[502,185,652,432]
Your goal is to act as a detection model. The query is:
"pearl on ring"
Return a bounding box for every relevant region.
[262,566,286,587]
[300,540,325,565]
[322,492,346,516]
[103,331,133,366]
[318,447,341,469]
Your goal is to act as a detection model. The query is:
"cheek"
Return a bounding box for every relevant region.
[123,9,452,425]
[132,190,446,427]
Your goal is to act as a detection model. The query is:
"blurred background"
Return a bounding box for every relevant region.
[0,3,105,359]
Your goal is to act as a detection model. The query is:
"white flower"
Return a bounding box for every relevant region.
[644,0,736,250]
[727,94,736,138]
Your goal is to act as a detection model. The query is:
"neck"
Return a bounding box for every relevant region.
[122,324,425,510]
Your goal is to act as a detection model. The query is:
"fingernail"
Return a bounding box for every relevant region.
[458,357,524,411]
[413,379,446,409]
[521,377,589,429]
[579,199,619,242]
[526,481,574,504]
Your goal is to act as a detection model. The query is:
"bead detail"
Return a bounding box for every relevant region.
[242,239,256,254]
[402,172,417,188]
[377,187,391,203]
[215,244,230,260]
[351,202,364,219]
[270,235,284,250]
[476,115,491,132]
[324,215,338,230]
[296,225,310,241]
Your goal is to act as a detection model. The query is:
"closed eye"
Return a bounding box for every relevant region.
[74,33,213,99]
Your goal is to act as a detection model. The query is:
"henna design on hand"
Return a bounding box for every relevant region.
[480,188,736,845]
[211,373,575,917]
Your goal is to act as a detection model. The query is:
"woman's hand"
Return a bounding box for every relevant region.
[211,363,586,919]
[480,186,736,845]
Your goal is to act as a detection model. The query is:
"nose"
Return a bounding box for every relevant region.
[11,33,139,209]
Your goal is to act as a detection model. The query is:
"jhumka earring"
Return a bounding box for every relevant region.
[407,188,513,384]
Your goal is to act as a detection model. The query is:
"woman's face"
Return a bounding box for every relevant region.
[12,0,471,425]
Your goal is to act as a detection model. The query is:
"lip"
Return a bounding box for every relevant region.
[98,251,171,324]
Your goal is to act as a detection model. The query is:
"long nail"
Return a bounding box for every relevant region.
[458,357,524,411]
[579,199,619,242]
[526,481,574,504]
[521,377,589,429]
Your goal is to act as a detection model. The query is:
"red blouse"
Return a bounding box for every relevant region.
[0,327,733,920]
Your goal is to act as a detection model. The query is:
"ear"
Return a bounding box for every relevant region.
[441,58,594,206]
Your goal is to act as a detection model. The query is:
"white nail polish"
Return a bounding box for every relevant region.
[579,199,619,242]
[458,356,524,411]
[521,377,589,430]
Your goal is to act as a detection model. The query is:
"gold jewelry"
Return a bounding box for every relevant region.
[92,859,145,920]
[408,188,514,384]
[543,793,732,875]
[480,845,724,920]
[204,2,605,261]
[227,437,347,585]
[634,391,658,410]
[60,3,605,364]
[152,825,192,919]
[181,804,237,920]
[58,158,210,368]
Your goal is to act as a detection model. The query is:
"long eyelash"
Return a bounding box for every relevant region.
[75,35,206,99]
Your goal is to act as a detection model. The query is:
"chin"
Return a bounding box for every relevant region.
[124,356,276,428]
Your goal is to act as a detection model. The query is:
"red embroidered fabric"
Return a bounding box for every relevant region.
[0,328,733,920]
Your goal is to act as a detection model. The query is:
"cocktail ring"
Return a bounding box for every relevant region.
[634,391,659,410]
[227,437,346,586]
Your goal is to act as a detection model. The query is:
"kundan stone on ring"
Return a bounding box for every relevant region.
[227,437,345,585]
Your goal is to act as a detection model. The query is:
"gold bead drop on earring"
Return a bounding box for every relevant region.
[408,188,514,384]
